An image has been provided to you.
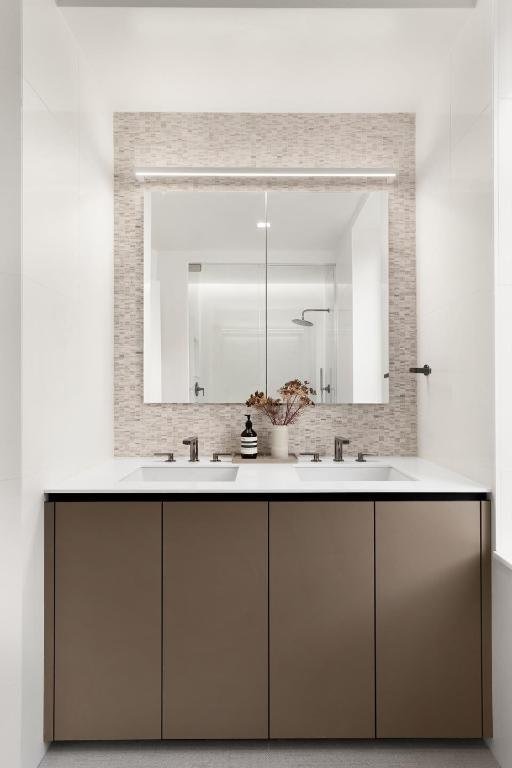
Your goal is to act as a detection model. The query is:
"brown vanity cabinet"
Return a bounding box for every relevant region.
[45,496,491,742]
[51,502,162,741]
[375,500,491,738]
[162,501,268,739]
[269,501,375,738]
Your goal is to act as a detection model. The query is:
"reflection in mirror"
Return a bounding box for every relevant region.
[144,191,266,403]
[188,263,266,403]
[144,189,389,405]
[267,264,336,404]
[266,191,389,404]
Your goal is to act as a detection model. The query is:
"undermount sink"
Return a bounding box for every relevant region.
[122,465,239,483]
[295,465,414,482]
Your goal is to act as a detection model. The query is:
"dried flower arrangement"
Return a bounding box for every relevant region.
[245,379,316,426]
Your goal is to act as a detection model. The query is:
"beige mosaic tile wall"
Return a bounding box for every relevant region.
[114,113,416,457]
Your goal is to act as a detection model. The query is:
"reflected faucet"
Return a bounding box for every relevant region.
[183,436,199,462]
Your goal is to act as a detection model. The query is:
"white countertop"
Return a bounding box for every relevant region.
[45,456,489,496]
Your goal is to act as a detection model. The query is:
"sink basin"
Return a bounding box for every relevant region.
[122,465,239,483]
[295,465,414,482]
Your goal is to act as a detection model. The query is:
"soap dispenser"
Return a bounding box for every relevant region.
[241,414,258,459]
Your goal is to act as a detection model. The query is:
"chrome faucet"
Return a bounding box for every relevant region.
[183,436,199,462]
[334,436,350,462]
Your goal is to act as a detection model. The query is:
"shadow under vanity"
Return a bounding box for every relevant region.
[43,487,491,742]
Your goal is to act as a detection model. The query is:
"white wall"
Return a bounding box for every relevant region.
[494,0,512,570]
[416,0,493,488]
[351,193,389,403]
[21,0,113,766]
[416,4,512,766]
[61,6,471,114]
[490,0,512,765]
[335,229,354,402]
[0,1,22,766]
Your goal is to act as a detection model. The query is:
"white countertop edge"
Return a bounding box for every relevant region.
[45,456,489,496]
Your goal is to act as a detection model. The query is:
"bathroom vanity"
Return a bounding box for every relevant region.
[44,458,491,742]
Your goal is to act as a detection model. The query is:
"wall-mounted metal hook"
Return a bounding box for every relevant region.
[409,364,432,376]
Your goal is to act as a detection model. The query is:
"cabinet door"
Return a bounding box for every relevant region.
[376,501,482,737]
[54,502,162,740]
[270,501,374,738]
[163,501,268,738]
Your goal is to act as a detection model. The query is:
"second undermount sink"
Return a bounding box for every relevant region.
[295,464,414,482]
[122,465,239,483]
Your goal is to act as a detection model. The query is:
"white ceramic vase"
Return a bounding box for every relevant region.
[270,425,289,460]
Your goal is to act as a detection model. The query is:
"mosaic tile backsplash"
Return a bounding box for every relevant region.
[114,112,416,457]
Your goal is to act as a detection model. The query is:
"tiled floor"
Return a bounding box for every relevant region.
[39,741,499,768]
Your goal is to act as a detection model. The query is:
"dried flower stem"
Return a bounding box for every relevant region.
[245,379,316,426]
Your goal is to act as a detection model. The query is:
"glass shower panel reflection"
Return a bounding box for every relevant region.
[266,264,336,403]
[144,190,267,403]
[266,190,389,405]
[188,263,266,403]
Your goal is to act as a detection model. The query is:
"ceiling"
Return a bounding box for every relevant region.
[152,190,365,252]
[61,6,470,112]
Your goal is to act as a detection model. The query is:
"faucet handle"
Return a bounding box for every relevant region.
[356,452,374,463]
[211,452,233,463]
[154,452,176,463]
[300,452,322,463]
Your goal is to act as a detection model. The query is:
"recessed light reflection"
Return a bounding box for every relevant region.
[257,222,271,229]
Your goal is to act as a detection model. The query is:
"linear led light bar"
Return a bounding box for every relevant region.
[58,2,476,8]
[134,167,397,180]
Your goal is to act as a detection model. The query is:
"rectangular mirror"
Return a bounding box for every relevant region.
[144,189,389,404]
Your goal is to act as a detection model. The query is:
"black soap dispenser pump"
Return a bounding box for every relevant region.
[241,414,258,459]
